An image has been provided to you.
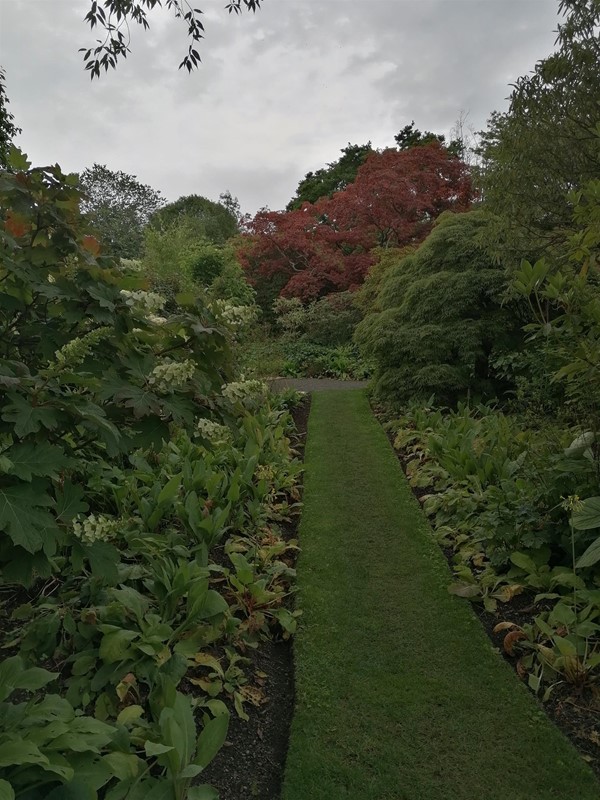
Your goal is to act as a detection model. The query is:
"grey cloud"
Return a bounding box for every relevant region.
[1,0,560,214]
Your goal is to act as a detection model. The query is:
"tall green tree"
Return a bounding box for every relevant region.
[395,121,464,158]
[287,143,373,210]
[79,163,164,259]
[478,0,600,264]
[150,194,238,244]
[0,67,21,167]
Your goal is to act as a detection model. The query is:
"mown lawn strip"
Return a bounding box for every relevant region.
[283,389,599,800]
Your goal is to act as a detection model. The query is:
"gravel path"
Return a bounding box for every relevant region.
[267,377,368,393]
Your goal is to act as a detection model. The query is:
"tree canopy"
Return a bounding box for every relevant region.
[477,0,600,264]
[79,163,164,259]
[395,121,464,158]
[149,194,239,244]
[242,142,472,306]
[287,143,373,211]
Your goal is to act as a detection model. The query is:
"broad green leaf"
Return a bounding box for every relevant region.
[102,752,143,780]
[6,441,71,481]
[510,551,538,574]
[187,786,219,800]
[1,393,59,437]
[553,635,577,657]
[110,586,149,621]
[0,780,15,800]
[0,656,24,701]
[194,711,229,769]
[193,589,228,620]
[116,705,144,725]
[0,481,58,553]
[7,146,31,170]
[99,629,138,663]
[179,764,204,779]
[572,497,600,531]
[229,552,253,585]
[55,481,89,522]
[45,780,96,800]
[549,602,576,627]
[0,739,49,768]
[576,536,600,569]
[272,607,297,634]
[86,541,120,584]
[157,474,182,506]
[144,741,174,757]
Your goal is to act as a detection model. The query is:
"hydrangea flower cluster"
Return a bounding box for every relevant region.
[149,359,196,392]
[120,289,166,315]
[146,313,168,326]
[72,514,118,545]
[53,326,111,369]
[215,302,258,329]
[222,379,268,406]
[196,418,232,444]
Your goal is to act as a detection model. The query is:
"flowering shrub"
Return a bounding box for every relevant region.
[222,379,269,408]
[72,513,119,544]
[149,358,197,391]
[0,150,304,798]
[120,288,166,315]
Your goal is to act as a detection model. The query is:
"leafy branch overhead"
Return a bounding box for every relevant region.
[81,0,262,77]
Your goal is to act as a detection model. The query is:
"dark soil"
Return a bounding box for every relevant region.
[200,396,311,800]
[375,407,600,780]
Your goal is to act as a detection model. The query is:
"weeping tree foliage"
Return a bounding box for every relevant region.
[355,211,520,405]
[478,0,600,265]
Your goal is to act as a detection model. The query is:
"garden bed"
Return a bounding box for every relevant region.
[377,407,600,779]
[201,396,310,799]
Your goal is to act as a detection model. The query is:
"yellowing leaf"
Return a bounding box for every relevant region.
[493,621,520,634]
[82,235,101,256]
[4,211,29,238]
[194,653,224,676]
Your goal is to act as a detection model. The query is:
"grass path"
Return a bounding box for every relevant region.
[282,390,599,800]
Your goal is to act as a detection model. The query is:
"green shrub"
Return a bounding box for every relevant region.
[355,211,520,405]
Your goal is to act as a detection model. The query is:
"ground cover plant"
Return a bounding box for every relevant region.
[0,150,303,799]
[283,390,599,799]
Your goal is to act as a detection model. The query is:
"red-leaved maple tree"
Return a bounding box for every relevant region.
[240,142,473,302]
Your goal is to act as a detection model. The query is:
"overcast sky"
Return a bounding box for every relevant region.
[1,0,561,214]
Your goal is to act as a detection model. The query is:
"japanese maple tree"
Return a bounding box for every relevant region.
[240,142,473,304]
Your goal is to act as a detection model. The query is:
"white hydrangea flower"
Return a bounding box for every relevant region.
[222,379,268,406]
[120,289,166,315]
[147,314,168,326]
[196,418,232,443]
[149,359,196,392]
[72,514,118,545]
[53,326,111,368]
[215,302,258,328]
